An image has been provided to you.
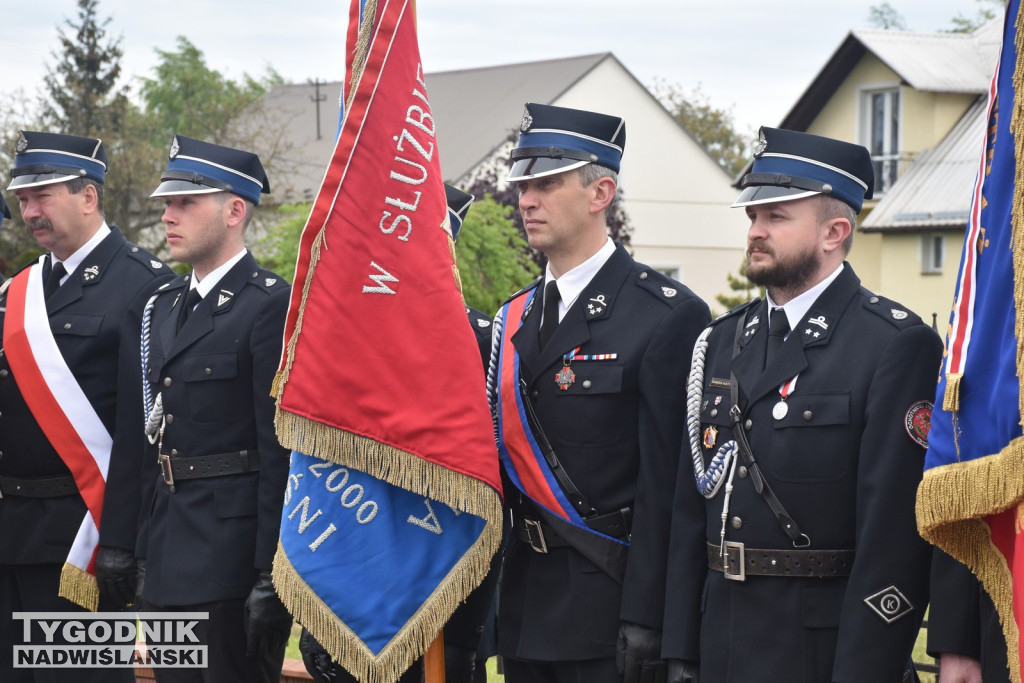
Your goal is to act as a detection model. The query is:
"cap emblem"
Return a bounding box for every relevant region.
[520,111,533,133]
[753,129,768,158]
[168,136,180,160]
[16,132,28,154]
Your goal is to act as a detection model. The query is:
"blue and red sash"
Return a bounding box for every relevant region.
[493,288,626,546]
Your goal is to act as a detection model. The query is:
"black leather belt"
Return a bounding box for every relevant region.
[515,507,632,553]
[158,450,259,491]
[0,475,77,499]
[707,542,855,581]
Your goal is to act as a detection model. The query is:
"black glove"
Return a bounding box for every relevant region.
[243,571,293,659]
[299,628,339,682]
[95,546,137,608]
[616,621,667,683]
[667,659,699,683]
[443,643,477,683]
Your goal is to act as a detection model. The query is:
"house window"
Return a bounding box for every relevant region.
[862,88,901,196]
[921,234,944,274]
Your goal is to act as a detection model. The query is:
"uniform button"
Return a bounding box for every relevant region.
[205,368,213,376]
[737,466,748,478]
[869,296,879,304]
[744,419,753,430]
[0,369,8,378]
[531,390,539,400]
[64,323,72,329]
[131,247,140,253]
[166,414,174,424]
[252,271,260,278]
[710,408,718,418]
[639,272,649,280]
[171,449,179,456]
[803,410,813,421]
[163,377,173,387]
[582,380,592,389]
[731,516,742,529]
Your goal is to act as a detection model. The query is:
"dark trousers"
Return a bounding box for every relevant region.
[0,563,134,683]
[142,598,285,683]
[503,656,621,683]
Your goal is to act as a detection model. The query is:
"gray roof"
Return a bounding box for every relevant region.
[253,53,615,202]
[861,96,985,232]
[781,20,999,130]
[853,23,998,93]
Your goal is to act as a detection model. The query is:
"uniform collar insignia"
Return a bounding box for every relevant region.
[585,293,610,320]
[216,289,234,309]
[800,312,832,342]
[82,265,101,282]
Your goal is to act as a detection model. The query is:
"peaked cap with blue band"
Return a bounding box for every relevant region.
[733,127,874,212]
[7,131,107,190]
[151,135,270,205]
[506,103,625,182]
[444,184,474,242]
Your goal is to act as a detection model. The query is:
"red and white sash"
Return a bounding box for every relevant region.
[3,263,112,610]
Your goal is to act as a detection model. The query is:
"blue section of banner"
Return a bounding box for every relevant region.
[280,451,486,655]
[926,0,1023,472]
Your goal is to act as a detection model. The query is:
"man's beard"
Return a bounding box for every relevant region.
[746,241,820,293]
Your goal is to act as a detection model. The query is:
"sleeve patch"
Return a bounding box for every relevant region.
[904,400,932,449]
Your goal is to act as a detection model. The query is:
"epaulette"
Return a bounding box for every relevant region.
[125,244,169,273]
[248,268,288,292]
[859,289,924,329]
[710,297,762,328]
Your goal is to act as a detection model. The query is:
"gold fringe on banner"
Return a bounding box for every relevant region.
[273,477,502,683]
[346,0,380,116]
[58,563,99,612]
[942,372,962,412]
[918,6,1024,680]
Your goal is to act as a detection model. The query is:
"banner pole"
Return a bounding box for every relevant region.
[423,630,446,683]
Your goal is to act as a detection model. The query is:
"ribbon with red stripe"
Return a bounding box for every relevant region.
[3,264,111,610]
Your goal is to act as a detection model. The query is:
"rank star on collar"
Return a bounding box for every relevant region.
[82,265,100,281]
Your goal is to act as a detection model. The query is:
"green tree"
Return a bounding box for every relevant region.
[40,0,127,137]
[256,203,309,282]
[715,257,762,313]
[651,82,752,178]
[948,0,1004,33]
[868,2,908,30]
[139,36,282,145]
[455,195,540,314]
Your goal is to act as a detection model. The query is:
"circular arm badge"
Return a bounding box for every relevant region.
[904,401,933,448]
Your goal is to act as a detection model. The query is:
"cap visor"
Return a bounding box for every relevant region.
[150,179,225,198]
[731,185,820,208]
[506,158,589,183]
[7,173,80,191]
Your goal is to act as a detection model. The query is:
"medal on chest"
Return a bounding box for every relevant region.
[553,346,618,390]
[773,375,798,420]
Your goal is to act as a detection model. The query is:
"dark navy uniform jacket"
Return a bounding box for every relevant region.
[663,264,942,682]
[496,243,710,661]
[0,228,170,563]
[127,252,291,606]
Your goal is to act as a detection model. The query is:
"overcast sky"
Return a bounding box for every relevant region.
[4,0,997,136]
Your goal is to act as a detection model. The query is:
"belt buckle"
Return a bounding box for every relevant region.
[157,453,175,489]
[723,541,746,581]
[524,519,548,554]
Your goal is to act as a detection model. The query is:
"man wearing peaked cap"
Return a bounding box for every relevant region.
[661,127,942,682]
[0,131,171,682]
[489,102,710,683]
[102,135,292,683]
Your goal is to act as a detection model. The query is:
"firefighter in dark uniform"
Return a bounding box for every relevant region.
[299,184,502,683]
[927,550,1008,683]
[662,128,943,682]
[122,136,292,682]
[490,103,710,683]
[0,131,170,682]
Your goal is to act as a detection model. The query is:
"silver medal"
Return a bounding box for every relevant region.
[773,401,789,420]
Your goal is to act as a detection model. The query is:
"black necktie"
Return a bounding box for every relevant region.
[177,288,202,332]
[539,280,561,347]
[44,260,66,300]
[766,308,789,367]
